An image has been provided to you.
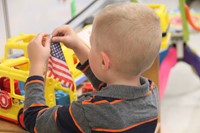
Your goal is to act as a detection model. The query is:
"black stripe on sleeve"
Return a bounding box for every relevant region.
[56,105,82,133]
[91,119,158,133]
[24,106,48,133]
[25,76,44,84]
[76,60,89,71]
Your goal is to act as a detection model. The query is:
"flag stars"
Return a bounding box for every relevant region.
[50,42,66,62]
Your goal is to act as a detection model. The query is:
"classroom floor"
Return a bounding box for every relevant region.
[1,0,200,133]
[161,36,200,131]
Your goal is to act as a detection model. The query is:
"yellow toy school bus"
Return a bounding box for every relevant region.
[0,34,80,129]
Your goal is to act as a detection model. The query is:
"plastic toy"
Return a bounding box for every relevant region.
[0,34,84,129]
[185,4,200,31]
[62,45,88,86]
[159,0,200,99]
[82,83,95,93]
[147,4,171,64]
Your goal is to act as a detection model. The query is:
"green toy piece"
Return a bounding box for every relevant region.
[179,0,190,42]
[71,0,76,17]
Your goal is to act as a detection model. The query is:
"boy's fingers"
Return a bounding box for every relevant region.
[52,25,71,36]
[51,29,59,37]
[52,27,61,35]
[44,37,51,48]
[36,33,49,41]
[52,27,64,37]
[52,36,65,43]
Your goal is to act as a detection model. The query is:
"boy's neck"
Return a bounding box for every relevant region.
[106,75,141,87]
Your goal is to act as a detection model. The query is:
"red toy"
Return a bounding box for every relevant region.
[82,83,95,93]
[0,77,21,95]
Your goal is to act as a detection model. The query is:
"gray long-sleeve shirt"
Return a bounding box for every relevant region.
[24,61,159,133]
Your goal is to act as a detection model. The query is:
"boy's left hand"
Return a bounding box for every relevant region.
[28,33,51,76]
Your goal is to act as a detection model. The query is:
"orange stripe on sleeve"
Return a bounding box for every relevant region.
[110,99,124,104]
[92,117,158,132]
[34,127,38,133]
[23,108,28,113]
[97,82,105,90]
[25,80,44,89]
[82,99,124,105]
[82,64,90,73]
[145,82,155,96]
[36,108,49,118]
[54,106,62,122]
[30,104,46,107]
[84,100,108,105]
[82,95,95,104]
[69,105,84,133]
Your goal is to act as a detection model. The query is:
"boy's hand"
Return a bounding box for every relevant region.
[28,33,50,76]
[52,25,90,64]
[51,25,82,51]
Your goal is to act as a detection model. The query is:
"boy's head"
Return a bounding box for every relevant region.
[89,3,162,82]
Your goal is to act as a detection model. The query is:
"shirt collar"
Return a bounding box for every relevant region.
[93,77,152,99]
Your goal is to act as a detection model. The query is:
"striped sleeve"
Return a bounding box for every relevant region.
[23,76,83,133]
[56,105,84,133]
[76,60,106,90]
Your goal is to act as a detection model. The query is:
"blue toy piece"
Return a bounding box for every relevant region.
[55,90,70,106]
[183,44,200,77]
[18,81,25,96]
[159,48,169,64]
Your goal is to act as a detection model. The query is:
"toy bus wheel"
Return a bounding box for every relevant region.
[18,109,26,130]
[0,92,12,109]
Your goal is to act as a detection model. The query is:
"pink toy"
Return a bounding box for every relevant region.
[159,47,177,99]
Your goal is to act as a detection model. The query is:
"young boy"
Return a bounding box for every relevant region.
[24,2,161,133]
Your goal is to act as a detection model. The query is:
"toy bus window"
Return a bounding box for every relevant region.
[0,77,23,96]
[5,48,29,71]
[54,90,70,106]
[8,49,24,59]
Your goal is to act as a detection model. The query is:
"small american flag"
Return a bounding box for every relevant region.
[47,42,74,91]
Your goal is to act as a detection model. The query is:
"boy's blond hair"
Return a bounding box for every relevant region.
[92,3,162,76]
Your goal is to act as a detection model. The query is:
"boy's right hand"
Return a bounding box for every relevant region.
[51,25,82,51]
[52,25,90,64]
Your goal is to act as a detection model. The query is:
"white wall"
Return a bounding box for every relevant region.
[0,0,180,57]
[0,0,95,56]
[139,0,179,10]
[0,0,7,56]
[7,0,94,35]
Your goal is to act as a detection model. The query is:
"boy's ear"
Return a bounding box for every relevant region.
[100,51,110,70]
